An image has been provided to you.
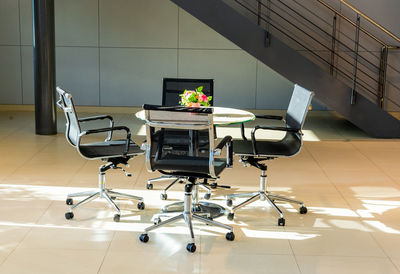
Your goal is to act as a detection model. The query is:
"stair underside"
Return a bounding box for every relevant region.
[171,0,400,138]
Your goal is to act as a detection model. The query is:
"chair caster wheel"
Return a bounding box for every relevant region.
[153,217,161,225]
[146,183,153,190]
[204,193,211,200]
[113,214,120,222]
[65,212,74,220]
[66,198,73,205]
[137,202,145,210]
[299,206,307,214]
[186,243,196,253]
[227,213,234,221]
[226,231,235,241]
[139,234,149,243]
[210,183,217,189]
[226,199,233,207]
[278,217,285,226]
[160,193,167,200]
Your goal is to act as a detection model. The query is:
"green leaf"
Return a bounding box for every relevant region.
[197,86,203,92]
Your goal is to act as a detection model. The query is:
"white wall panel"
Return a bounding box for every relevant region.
[55,0,98,47]
[21,45,33,104]
[100,0,178,48]
[56,47,99,106]
[178,8,238,49]
[179,49,257,109]
[0,0,20,45]
[256,61,293,109]
[100,48,177,106]
[0,46,22,104]
[19,0,32,46]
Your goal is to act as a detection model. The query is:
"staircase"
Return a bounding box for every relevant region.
[171,0,400,138]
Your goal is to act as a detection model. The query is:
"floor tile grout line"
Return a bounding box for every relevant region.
[284,225,303,274]
[307,141,395,264]
[0,194,57,268]
[350,141,400,186]
[349,141,400,272]
[96,229,116,274]
[368,231,400,273]
[304,141,363,214]
[0,225,34,269]
[1,134,59,183]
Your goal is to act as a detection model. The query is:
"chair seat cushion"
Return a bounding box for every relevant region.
[152,154,226,177]
[233,132,302,157]
[79,140,143,159]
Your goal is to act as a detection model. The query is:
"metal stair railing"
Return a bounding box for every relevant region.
[230,0,400,112]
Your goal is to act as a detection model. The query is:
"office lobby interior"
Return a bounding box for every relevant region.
[1,0,400,273]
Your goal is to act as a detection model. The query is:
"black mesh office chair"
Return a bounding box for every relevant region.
[146,78,228,201]
[56,87,145,222]
[226,84,314,226]
[138,104,235,253]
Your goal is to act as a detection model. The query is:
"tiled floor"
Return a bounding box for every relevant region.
[0,108,400,273]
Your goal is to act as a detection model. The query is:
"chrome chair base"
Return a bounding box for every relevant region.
[161,183,225,218]
[139,182,234,253]
[226,170,307,226]
[162,201,226,218]
[65,167,144,222]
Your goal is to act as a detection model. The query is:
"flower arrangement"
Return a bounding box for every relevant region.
[179,86,212,107]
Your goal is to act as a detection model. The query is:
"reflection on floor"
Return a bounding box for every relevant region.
[0,108,400,274]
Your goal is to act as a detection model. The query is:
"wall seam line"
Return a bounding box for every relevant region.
[177,7,180,77]
[98,0,101,106]
[18,0,24,104]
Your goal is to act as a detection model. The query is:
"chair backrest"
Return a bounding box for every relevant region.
[162,78,214,106]
[285,84,314,130]
[56,87,82,147]
[143,105,217,177]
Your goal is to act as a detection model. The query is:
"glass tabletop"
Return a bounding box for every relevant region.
[135,106,255,125]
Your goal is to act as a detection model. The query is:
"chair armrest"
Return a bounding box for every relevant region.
[250,126,299,155]
[78,115,114,141]
[215,135,232,150]
[214,135,233,168]
[255,114,283,120]
[80,126,131,156]
[241,115,285,141]
[78,114,113,122]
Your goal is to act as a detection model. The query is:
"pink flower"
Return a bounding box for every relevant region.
[201,94,208,103]
[191,103,200,107]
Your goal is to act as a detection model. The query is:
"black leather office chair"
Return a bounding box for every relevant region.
[226,84,314,226]
[138,104,235,253]
[56,87,145,222]
[146,78,228,200]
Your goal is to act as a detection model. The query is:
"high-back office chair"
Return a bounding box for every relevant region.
[56,87,145,222]
[226,84,314,226]
[139,104,235,252]
[162,78,214,106]
[146,78,228,201]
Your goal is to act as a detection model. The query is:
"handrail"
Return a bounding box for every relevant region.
[232,0,400,109]
[340,0,400,46]
[235,0,379,96]
[316,0,389,48]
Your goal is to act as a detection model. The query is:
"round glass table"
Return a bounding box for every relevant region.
[135,106,255,125]
[136,106,255,218]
